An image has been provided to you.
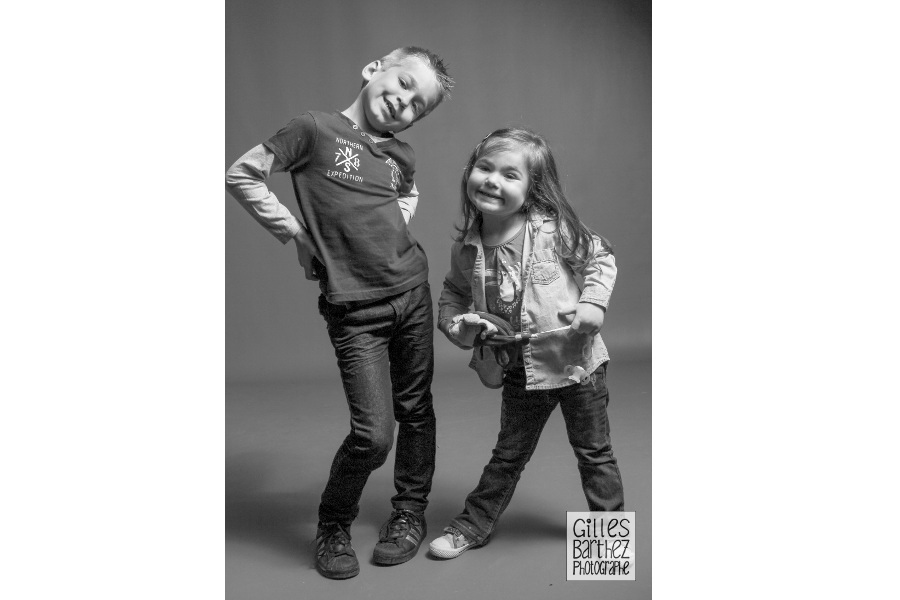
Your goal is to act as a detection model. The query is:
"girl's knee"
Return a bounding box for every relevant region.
[572,443,615,464]
[491,444,528,465]
[395,399,436,425]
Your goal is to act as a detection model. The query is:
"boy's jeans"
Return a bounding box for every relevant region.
[316,281,436,526]
[450,363,624,545]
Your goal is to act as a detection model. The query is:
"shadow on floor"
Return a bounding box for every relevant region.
[225,452,320,567]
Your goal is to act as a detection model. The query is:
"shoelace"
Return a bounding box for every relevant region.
[385,510,417,539]
[318,525,352,556]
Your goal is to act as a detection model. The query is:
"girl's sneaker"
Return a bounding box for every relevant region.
[429,526,477,559]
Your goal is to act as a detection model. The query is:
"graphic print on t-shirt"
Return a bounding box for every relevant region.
[324,137,405,192]
[485,258,523,327]
[326,137,367,183]
[335,146,360,173]
[385,158,401,191]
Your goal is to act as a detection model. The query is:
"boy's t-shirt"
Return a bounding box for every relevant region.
[264,111,428,304]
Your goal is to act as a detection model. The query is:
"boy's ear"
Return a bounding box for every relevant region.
[361,60,382,82]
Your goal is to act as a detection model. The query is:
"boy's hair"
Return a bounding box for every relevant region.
[455,127,613,271]
[369,46,454,118]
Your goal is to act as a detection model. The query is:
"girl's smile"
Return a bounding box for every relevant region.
[474,189,503,202]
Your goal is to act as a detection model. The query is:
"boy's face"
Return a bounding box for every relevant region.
[359,58,442,134]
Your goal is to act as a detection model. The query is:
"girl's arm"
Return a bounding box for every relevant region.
[437,243,475,348]
[559,231,617,335]
[577,234,616,310]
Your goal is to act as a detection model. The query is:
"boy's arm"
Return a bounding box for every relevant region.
[397,183,419,224]
[225,144,302,243]
[225,144,321,280]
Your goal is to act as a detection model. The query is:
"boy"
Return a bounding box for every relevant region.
[225,47,453,579]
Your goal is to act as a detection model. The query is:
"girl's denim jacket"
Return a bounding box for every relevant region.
[438,211,616,390]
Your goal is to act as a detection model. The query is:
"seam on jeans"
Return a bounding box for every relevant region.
[611,462,624,510]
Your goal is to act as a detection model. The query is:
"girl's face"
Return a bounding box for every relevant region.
[466,149,531,223]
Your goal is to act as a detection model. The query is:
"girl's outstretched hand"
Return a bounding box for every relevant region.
[444,313,499,349]
[559,303,605,337]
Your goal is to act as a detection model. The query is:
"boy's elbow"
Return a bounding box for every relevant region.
[224,166,238,189]
[225,164,250,196]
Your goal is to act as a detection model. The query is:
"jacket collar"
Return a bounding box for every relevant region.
[463,210,551,247]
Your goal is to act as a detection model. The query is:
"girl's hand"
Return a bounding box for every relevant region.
[439,319,470,349]
[559,303,605,337]
[444,313,499,348]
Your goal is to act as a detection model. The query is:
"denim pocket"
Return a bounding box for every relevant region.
[530,248,560,285]
[317,294,347,329]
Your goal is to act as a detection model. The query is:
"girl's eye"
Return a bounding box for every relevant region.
[399,79,408,89]
[505,173,518,180]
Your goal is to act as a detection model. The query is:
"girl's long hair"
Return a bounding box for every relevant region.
[454,127,612,271]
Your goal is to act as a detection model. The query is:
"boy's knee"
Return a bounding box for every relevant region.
[351,428,394,464]
[372,431,394,458]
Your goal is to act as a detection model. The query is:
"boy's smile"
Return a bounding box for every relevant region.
[348,58,442,136]
[384,97,397,119]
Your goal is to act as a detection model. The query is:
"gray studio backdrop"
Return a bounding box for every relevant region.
[226,0,651,383]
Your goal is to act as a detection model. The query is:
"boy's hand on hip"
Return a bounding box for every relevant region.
[293,225,321,281]
[559,303,605,337]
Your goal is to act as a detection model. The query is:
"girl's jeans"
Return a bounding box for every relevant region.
[450,362,624,545]
[316,282,436,526]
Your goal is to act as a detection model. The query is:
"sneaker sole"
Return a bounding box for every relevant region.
[316,564,360,579]
[428,541,473,559]
[372,543,422,565]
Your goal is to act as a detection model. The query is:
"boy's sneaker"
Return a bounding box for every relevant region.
[372,509,426,565]
[429,526,478,559]
[315,522,359,579]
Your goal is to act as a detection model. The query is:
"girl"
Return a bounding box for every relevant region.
[429,127,624,559]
